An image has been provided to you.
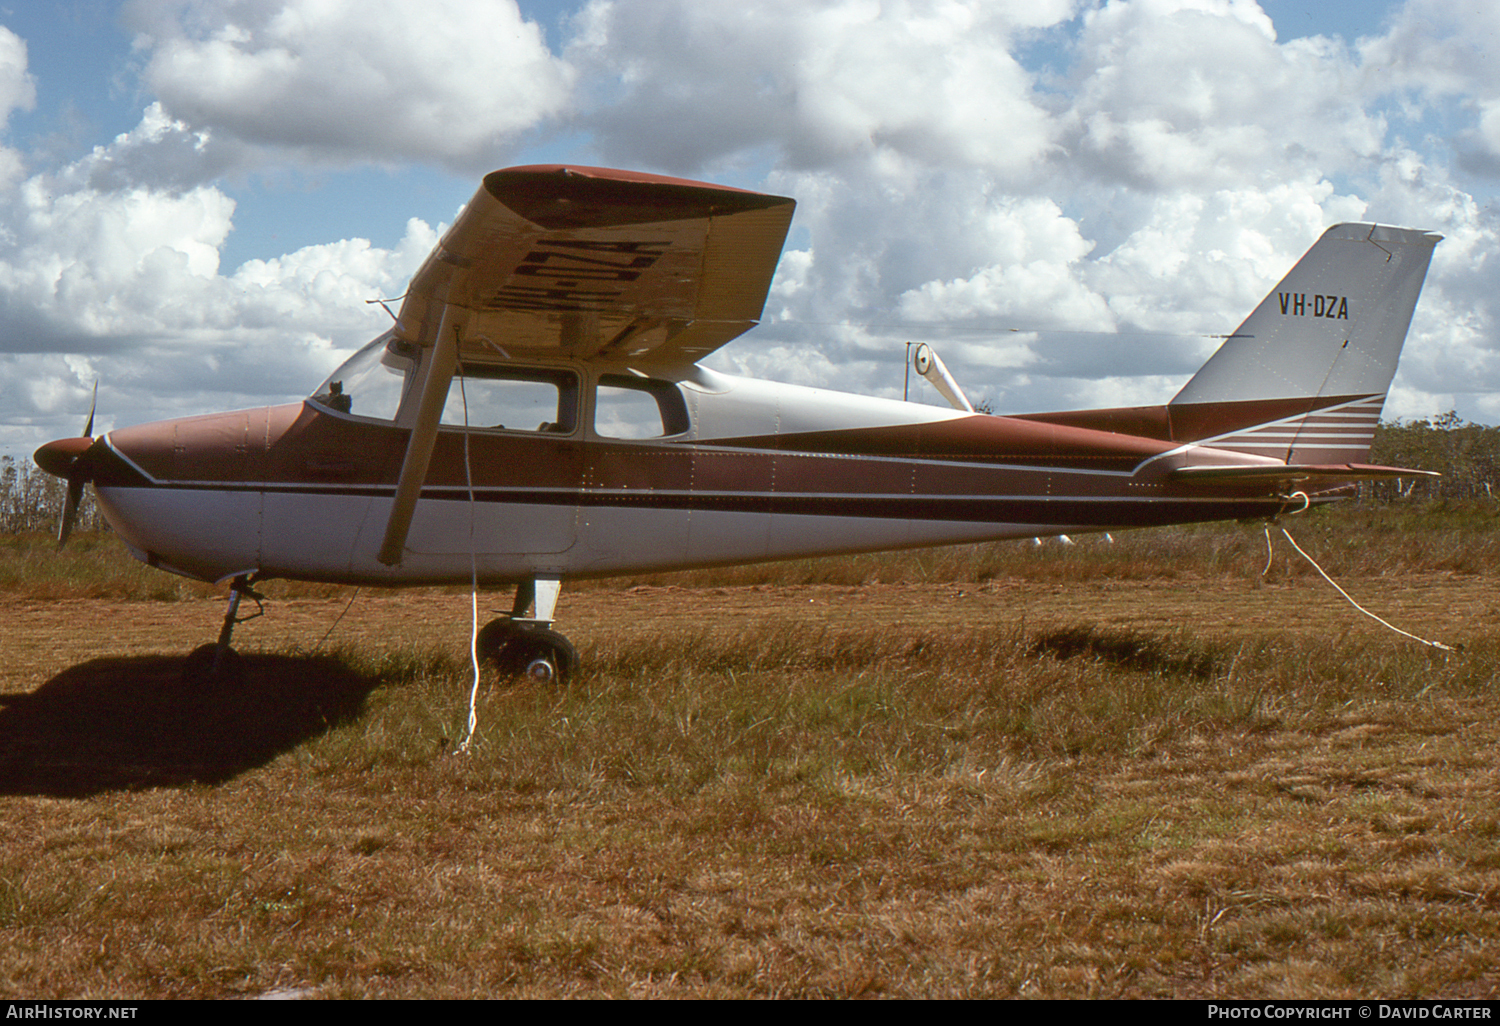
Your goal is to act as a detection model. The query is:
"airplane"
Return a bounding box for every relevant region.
[33,165,1441,684]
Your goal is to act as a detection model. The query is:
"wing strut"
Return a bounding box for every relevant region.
[378,311,461,566]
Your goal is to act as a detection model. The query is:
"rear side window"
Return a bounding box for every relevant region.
[594,375,690,439]
[442,366,578,434]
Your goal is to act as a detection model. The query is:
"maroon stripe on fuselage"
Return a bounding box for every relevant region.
[99,400,1308,533]
[557,490,1291,527]
[109,402,1191,492]
[105,476,1290,529]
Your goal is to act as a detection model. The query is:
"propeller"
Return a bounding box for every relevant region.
[33,383,99,548]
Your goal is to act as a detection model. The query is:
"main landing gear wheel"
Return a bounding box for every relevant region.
[476,618,578,686]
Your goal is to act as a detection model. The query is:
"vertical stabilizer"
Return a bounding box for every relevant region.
[1169,223,1440,463]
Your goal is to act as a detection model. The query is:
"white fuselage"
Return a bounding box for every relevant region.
[90,358,1267,587]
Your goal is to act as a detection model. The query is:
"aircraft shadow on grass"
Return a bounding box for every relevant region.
[1029,627,1220,680]
[0,655,379,797]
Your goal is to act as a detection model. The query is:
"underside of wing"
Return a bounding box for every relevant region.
[394,165,796,367]
[1169,462,1439,485]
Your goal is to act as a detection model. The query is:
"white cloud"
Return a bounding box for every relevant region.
[125,0,574,172]
[68,102,246,193]
[0,175,234,348]
[1358,0,1500,99]
[0,25,35,192]
[1357,0,1500,174]
[0,115,438,456]
[0,25,35,125]
[896,197,1109,329]
[1060,0,1385,192]
[570,0,1072,177]
[230,218,437,334]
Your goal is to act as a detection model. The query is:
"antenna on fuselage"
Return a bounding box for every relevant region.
[365,295,405,323]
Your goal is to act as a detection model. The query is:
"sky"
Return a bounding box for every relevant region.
[3,0,1500,461]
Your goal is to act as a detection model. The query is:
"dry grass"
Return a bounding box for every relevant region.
[1,503,1499,998]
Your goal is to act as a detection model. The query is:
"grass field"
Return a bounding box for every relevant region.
[1,504,1498,998]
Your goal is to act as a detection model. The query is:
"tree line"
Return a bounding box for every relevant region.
[0,455,105,534]
[1365,412,1500,502]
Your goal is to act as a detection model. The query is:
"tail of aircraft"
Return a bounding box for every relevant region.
[1167,222,1441,465]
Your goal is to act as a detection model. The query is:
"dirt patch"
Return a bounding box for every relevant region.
[4,573,1472,692]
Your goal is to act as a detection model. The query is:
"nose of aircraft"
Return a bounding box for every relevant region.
[33,434,109,546]
[33,435,96,479]
[39,403,308,578]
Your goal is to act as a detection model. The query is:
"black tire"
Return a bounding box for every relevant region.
[181,643,244,686]
[476,619,577,686]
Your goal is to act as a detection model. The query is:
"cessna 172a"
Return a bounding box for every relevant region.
[34,165,1440,683]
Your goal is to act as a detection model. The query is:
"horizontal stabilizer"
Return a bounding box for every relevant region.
[1169,463,1439,485]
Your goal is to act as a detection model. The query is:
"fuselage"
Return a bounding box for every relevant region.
[65,334,1304,586]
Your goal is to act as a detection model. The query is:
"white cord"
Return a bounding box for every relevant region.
[1269,491,1453,652]
[1277,525,1453,652]
[455,365,484,754]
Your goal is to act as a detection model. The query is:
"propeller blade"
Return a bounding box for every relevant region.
[82,381,97,439]
[43,382,101,548]
[57,476,84,547]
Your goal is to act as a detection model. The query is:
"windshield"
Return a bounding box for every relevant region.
[309,332,418,421]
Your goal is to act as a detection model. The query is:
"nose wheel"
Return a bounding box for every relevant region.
[182,573,263,684]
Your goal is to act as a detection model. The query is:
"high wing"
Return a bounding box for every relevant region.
[378,165,795,567]
[393,165,796,367]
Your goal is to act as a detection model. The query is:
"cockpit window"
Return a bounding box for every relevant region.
[310,333,417,421]
[594,375,690,439]
[442,365,578,434]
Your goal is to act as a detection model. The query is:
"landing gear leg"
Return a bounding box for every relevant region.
[184,574,264,683]
[477,575,577,685]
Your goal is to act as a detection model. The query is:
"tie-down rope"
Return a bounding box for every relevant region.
[1266,491,1452,653]
[456,367,483,754]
